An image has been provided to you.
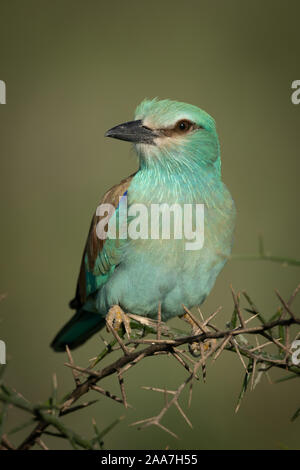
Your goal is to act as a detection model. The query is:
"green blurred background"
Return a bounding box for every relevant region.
[0,0,299,450]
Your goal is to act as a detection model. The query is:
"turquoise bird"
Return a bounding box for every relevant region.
[51,98,236,351]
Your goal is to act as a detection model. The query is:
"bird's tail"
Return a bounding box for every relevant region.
[50,309,105,352]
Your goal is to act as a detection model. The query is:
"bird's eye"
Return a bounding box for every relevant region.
[176,120,192,132]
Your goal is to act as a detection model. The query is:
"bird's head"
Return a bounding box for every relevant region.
[105,98,221,173]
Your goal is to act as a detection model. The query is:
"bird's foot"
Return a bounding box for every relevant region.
[189,339,213,357]
[106,305,131,339]
[181,312,216,358]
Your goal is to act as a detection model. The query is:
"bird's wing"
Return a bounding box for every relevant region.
[69,173,136,310]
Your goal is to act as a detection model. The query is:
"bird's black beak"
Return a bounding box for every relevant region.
[105,120,158,144]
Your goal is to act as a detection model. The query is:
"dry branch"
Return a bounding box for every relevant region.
[1,284,299,449]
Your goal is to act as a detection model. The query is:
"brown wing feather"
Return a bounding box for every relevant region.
[69,172,136,310]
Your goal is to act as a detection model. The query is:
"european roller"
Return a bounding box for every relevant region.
[51,98,236,352]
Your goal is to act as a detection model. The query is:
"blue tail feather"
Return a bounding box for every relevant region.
[51,310,105,352]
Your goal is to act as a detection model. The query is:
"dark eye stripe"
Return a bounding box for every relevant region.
[159,121,204,137]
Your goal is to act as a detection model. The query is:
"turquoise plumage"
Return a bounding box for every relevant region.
[51,98,236,351]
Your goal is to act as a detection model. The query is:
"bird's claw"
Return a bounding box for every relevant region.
[181,312,216,358]
[106,305,131,339]
[188,339,214,357]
